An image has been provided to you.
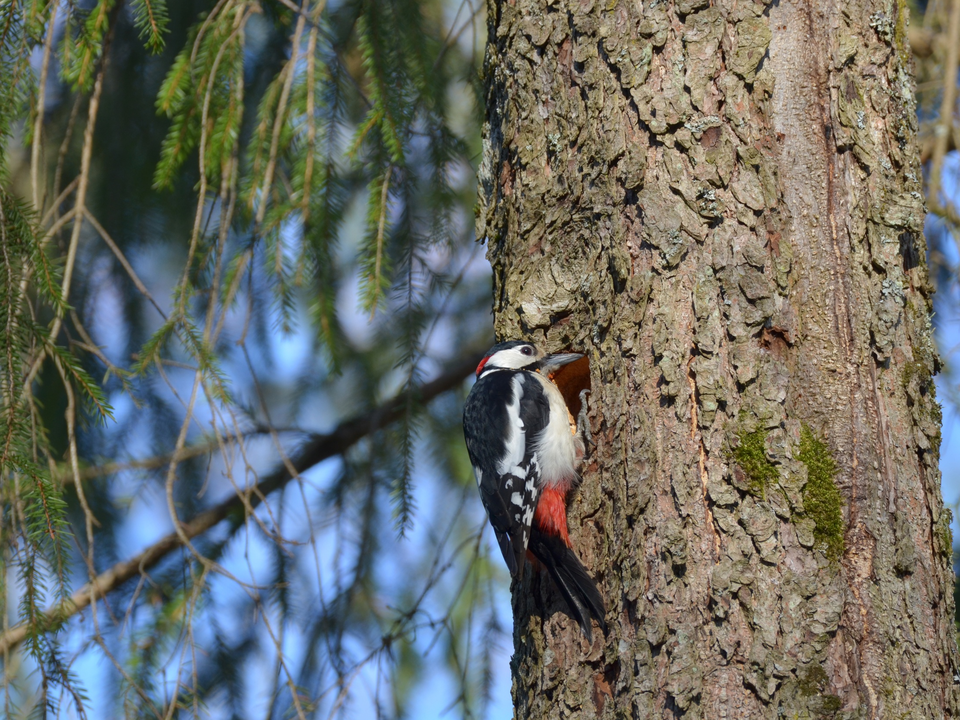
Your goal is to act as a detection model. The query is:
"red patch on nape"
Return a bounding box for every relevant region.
[476,356,490,376]
[534,487,571,547]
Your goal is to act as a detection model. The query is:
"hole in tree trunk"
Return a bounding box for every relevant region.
[547,355,591,418]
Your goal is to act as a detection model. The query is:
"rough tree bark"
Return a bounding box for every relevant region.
[476,0,960,717]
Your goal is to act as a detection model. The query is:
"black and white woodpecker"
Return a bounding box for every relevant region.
[462,341,606,640]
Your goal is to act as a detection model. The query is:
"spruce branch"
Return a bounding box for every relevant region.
[0,349,482,656]
[130,0,169,52]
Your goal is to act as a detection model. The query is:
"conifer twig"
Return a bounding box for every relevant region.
[39,177,79,228]
[255,7,307,228]
[370,168,392,312]
[22,20,116,397]
[301,24,319,223]
[31,2,59,212]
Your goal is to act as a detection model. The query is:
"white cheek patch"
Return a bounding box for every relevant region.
[486,346,536,370]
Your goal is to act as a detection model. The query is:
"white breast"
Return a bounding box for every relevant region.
[530,372,583,489]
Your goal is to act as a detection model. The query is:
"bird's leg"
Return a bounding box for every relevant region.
[577,389,593,450]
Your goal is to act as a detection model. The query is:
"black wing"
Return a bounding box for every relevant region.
[462,370,550,577]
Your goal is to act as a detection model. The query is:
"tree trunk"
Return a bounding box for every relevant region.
[476,0,960,717]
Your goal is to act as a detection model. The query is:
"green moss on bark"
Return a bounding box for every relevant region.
[732,428,778,498]
[936,509,954,562]
[902,345,933,395]
[798,426,844,561]
[796,665,842,716]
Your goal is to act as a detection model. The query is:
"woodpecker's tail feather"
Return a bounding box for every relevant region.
[529,531,606,642]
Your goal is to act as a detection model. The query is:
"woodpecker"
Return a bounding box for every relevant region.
[462,340,606,640]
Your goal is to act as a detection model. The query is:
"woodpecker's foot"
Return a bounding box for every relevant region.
[577,389,594,449]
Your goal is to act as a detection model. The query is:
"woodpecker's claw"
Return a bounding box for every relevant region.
[577,389,593,449]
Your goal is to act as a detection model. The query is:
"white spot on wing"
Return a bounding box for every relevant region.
[497,375,527,477]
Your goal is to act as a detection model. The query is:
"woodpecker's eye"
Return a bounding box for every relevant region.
[521,346,533,356]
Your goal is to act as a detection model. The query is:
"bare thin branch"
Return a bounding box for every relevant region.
[83,209,167,320]
[929,0,960,209]
[54,426,288,486]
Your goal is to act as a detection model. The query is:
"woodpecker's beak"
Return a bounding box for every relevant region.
[539,353,583,375]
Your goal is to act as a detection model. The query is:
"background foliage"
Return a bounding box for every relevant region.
[0,0,499,717]
[1,0,960,717]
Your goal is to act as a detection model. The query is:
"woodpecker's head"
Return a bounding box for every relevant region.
[475,341,582,378]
